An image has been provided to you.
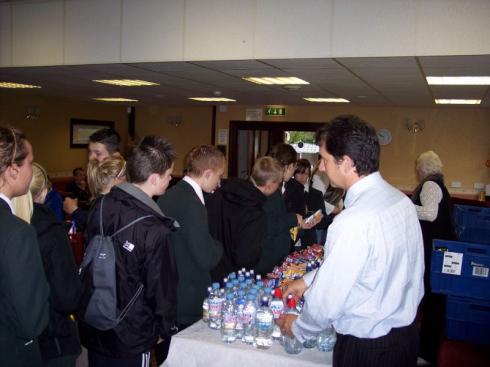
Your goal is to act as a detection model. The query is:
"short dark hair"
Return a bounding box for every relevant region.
[294,158,312,176]
[185,145,224,177]
[127,136,176,183]
[73,167,84,176]
[269,143,297,167]
[89,128,121,154]
[0,125,29,177]
[315,115,379,176]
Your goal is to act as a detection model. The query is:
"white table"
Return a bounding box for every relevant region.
[163,320,332,367]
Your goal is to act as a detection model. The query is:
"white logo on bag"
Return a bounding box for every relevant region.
[123,241,135,252]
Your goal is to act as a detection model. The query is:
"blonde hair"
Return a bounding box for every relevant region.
[250,157,283,187]
[416,150,443,180]
[11,162,49,223]
[87,155,127,196]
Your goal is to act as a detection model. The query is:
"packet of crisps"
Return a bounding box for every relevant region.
[289,226,298,241]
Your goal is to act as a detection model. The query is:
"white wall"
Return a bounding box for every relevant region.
[1,0,490,67]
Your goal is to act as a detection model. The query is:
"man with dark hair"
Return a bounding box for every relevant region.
[279,115,424,367]
[64,128,121,225]
[207,156,283,280]
[66,167,90,208]
[80,135,178,367]
[157,145,225,329]
[88,128,121,162]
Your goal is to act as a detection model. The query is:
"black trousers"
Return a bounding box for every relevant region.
[333,322,419,367]
[88,350,151,367]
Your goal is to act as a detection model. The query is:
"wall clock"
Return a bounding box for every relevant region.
[377,128,392,146]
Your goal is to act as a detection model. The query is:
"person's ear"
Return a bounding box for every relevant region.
[149,173,158,187]
[7,164,19,180]
[340,155,354,174]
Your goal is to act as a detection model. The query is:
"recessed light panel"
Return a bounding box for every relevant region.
[0,82,41,89]
[92,79,159,86]
[93,98,139,102]
[435,99,481,105]
[426,76,490,85]
[188,97,236,102]
[304,97,350,103]
[242,77,310,85]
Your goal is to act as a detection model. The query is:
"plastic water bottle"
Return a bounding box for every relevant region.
[254,296,273,349]
[283,296,303,354]
[234,297,246,339]
[317,325,336,352]
[208,283,223,329]
[242,294,257,344]
[269,288,284,340]
[202,286,212,323]
[221,293,237,343]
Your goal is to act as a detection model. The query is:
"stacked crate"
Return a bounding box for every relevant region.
[431,204,490,345]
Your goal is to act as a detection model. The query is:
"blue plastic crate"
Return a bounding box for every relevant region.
[446,296,490,345]
[459,226,490,245]
[453,205,490,238]
[431,240,490,300]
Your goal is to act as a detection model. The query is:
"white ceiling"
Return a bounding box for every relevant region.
[1,55,489,107]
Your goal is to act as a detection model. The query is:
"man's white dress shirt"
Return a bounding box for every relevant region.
[292,172,424,341]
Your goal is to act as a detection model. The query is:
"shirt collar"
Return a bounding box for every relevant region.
[0,192,15,214]
[183,176,205,205]
[344,171,382,208]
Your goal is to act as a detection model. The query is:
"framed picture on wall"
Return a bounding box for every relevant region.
[70,118,114,148]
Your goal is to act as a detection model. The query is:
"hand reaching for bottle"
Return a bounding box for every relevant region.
[281,278,308,303]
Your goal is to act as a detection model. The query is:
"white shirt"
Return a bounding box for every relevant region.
[0,192,15,214]
[183,176,205,205]
[414,181,442,222]
[292,172,424,341]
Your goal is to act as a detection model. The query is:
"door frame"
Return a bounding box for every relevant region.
[228,120,326,178]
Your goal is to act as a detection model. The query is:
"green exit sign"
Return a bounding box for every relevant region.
[265,107,286,116]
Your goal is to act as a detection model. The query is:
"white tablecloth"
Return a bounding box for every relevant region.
[163,320,332,367]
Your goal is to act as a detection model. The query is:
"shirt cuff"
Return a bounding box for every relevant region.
[303,268,318,287]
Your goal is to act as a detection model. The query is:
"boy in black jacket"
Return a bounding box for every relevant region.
[80,136,178,367]
[158,145,225,329]
[207,156,283,281]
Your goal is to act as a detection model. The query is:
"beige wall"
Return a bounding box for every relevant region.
[1,94,488,196]
[135,105,213,175]
[216,105,490,196]
[0,94,128,176]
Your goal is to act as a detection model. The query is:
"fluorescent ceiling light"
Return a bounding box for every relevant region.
[426,76,490,85]
[93,79,159,86]
[93,98,138,102]
[304,97,350,103]
[0,82,41,89]
[242,77,310,85]
[188,97,236,102]
[435,99,481,105]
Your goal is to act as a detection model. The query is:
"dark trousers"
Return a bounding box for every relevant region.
[333,322,418,367]
[419,292,446,363]
[88,350,151,367]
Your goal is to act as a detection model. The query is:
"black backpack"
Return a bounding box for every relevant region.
[78,196,152,330]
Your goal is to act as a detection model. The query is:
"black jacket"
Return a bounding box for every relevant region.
[300,186,328,246]
[31,203,82,359]
[283,178,307,216]
[79,183,178,358]
[157,180,223,326]
[207,178,267,281]
[0,198,50,367]
[254,190,297,275]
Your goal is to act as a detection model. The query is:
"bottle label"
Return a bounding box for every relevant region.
[256,313,273,331]
[269,301,284,319]
[208,298,222,317]
[222,314,236,330]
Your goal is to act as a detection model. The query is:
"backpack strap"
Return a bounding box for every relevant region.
[99,196,105,236]
[110,215,153,238]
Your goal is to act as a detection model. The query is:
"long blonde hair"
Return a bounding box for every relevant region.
[12,162,49,223]
[86,154,127,197]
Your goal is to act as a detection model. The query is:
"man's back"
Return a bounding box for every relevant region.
[158,180,223,326]
[79,185,178,358]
